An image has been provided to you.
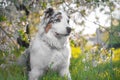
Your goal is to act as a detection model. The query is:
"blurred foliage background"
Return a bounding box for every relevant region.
[0,0,120,80]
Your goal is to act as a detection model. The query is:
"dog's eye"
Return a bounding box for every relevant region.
[67,20,69,23]
[54,19,60,22]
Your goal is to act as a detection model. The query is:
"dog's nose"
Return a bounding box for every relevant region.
[66,27,71,34]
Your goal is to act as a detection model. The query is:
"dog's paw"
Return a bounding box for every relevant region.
[44,8,54,18]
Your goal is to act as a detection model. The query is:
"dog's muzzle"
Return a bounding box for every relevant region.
[55,27,71,37]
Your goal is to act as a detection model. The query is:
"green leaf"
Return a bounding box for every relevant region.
[86,0,91,3]
[80,10,86,16]
[20,16,27,21]
[42,2,47,9]
[0,15,7,22]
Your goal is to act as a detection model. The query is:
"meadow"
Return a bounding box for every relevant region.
[0,45,120,80]
[0,0,120,80]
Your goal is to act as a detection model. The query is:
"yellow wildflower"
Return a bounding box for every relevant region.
[112,48,120,61]
[71,46,81,58]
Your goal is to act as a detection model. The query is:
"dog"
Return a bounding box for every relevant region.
[18,8,72,80]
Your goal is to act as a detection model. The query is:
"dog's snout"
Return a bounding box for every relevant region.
[66,27,71,34]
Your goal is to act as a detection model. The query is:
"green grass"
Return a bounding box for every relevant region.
[0,51,120,80]
[70,56,120,80]
[0,65,27,80]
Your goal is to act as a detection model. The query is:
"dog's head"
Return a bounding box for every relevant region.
[44,8,71,38]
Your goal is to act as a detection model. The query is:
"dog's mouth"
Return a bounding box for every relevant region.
[55,32,70,37]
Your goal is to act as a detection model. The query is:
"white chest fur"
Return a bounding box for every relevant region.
[30,35,71,71]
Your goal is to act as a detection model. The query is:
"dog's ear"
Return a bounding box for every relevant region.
[45,23,52,33]
[44,8,54,19]
[44,8,54,33]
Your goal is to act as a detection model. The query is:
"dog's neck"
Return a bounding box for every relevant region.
[38,31,68,49]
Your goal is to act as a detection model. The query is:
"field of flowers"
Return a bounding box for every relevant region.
[0,44,120,80]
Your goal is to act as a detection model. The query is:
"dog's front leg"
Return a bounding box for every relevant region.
[59,68,72,80]
[67,72,72,80]
[29,68,44,80]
